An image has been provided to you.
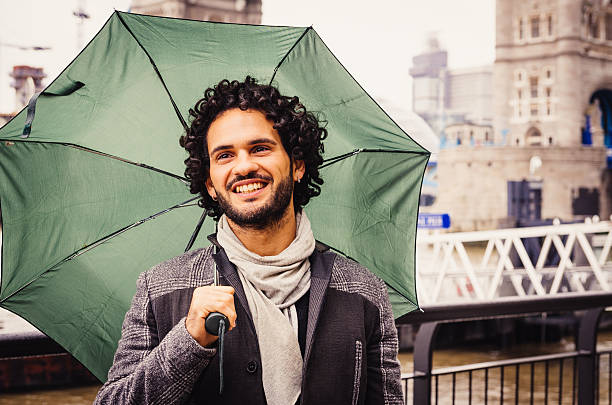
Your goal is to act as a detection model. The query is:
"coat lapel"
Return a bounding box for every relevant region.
[207,234,256,332]
[303,247,334,367]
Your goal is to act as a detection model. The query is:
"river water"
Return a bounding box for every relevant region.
[2,326,611,404]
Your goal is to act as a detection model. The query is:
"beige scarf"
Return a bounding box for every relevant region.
[216,211,315,405]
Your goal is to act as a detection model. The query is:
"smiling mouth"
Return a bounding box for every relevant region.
[232,181,267,194]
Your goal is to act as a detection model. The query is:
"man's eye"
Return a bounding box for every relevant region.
[217,153,231,160]
[253,146,269,153]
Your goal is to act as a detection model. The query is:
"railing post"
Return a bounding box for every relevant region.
[577,307,603,405]
[413,322,439,405]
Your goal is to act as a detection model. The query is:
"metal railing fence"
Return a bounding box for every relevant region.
[397,292,612,405]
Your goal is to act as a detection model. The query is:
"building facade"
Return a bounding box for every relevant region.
[494,0,612,151]
[410,36,493,137]
[130,0,262,24]
[10,66,45,112]
[425,0,612,231]
[0,114,13,127]
[443,122,494,147]
[0,65,45,127]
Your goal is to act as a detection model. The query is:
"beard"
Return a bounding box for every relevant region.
[215,171,294,230]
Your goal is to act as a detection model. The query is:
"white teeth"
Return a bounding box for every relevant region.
[235,182,264,193]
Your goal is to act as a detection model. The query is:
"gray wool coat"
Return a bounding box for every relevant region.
[94,239,403,405]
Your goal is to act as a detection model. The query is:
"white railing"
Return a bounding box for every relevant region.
[416,217,612,304]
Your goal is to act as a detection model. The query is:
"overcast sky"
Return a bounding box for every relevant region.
[0,0,494,113]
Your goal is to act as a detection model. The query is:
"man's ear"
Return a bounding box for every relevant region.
[293,159,306,182]
[205,177,217,200]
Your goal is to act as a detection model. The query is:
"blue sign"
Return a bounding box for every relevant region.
[418,213,450,229]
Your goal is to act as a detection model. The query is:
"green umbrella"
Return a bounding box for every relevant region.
[0,11,429,381]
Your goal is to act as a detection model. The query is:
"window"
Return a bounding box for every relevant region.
[548,137,553,145]
[545,87,551,97]
[485,131,490,142]
[526,128,542,146]
[530,77,538,98]
[548,15,553,36]
[588,13,599,38]
[519,18,524,40]
[518,104,522,117]
[531,16,540,38]
[545,68,552,79]
[606,13,612,40]
[587,13,592,37]
[530,103,539,117]
[592,16,600,38]
[546,102,552,116]
[518,89,522,99]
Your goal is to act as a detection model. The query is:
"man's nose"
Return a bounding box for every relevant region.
[232,151,259,175]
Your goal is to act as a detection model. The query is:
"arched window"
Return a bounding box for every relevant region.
[526,127,542,146]
[590,89,612,148]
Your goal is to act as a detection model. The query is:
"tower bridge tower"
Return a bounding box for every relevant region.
[429,0,612,231]
[494,0,612,151]
[492,0,612,222]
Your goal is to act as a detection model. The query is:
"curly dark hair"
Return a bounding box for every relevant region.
[179,76,327,220]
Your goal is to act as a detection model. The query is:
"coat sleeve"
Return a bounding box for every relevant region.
[365,278,404,405]
[94,271,215,405]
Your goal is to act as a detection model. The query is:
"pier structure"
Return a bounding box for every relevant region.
[417,217,612,304]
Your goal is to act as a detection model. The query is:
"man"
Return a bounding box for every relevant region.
[95,77,402,404]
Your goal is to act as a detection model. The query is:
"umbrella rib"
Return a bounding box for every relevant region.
[320,149,363,168]
[115,11,188,132]
[0,138,188,183]
[269,26,312,85]
[0,196,199,304]
[320,148,429,169]
[65,143,189,183]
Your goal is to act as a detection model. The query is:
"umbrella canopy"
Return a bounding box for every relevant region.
[0,11,429,381]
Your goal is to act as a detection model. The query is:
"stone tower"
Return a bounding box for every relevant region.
[494,0,612,150]
[425,0,612,231]
[129,0,261,24]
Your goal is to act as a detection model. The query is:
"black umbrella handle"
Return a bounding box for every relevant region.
[205,313,228,394]
[203,241,229,394]
[205,312,229,336]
